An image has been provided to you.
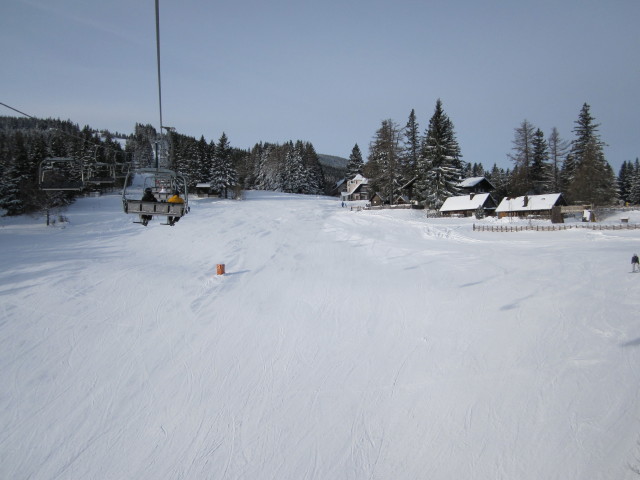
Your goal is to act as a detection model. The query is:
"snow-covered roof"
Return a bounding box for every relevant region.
[495,193,564,212]
[439,193,492,212]
[457,176,495,190]
[458,177,486,188]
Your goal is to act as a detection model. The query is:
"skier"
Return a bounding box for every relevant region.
[140,187,156,226]
[632,254,639,273]
[167,190,185,226]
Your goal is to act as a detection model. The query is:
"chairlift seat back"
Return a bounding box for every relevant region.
[125,200,185,217]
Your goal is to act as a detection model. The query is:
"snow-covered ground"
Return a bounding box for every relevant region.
[2,191,640,479]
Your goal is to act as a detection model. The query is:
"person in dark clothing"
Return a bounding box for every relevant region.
[632,254,639,273]
[140,187,157,226]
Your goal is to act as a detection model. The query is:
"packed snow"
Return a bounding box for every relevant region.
[2,191,640,479]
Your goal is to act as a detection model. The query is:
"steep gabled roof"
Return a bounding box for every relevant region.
[351,174,368,183]
[458,176,494,189]
[495,193,566,213]
[439,193,494,212]
[351,182,369,194]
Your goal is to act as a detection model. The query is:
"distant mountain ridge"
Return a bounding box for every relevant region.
[317,154,348,193]
[318,154,348,170]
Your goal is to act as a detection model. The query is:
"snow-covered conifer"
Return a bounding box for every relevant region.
[346,144,364,179]
[415,99,463,208]
[547,127,569,193]
[565,104,616,205]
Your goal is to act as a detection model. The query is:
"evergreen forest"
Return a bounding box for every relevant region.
[362,101,622,209]
[0,101,633,216]
[0,116,332,216]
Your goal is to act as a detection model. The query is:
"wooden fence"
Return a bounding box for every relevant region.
[473,223,640,232]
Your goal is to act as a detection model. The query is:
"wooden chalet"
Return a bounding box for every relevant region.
[439,193,497,217]
[369,192,387,206]
[458,177,495,194]
[340,174,370,201]
[495,193,567,219]
[394,194,410,205]
[195,183,214,197]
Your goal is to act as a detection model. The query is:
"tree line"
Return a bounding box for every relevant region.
[0,101,633,217]
[0,117,331,216]
[0,116,127,215]
[350,101,621,208]
[143,126,327,196]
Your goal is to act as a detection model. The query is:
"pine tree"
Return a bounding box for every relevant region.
[531,128,551,193]
[247,143,263,189]
[565,103,616,205]
[415,99,463,208]
[617,160,632,203]
[300,141,324,194]
[563,103,599,189]
[626,159,640,204]
[571,103,604,162]
[547,127,569,193]
[129,124,155,169]
[253,143,280,191]
[567,137,617,206]
[280,141,306,193]
[365,119,402,203]
[211,132,237,198]
[346,143,364,179]
[486,163,509,200]
[401,109,420,181]
[471,163,485,177]
[183,137,198,189]
[0,131,31,215]
[192,136,210,184]
[508,119,536,195]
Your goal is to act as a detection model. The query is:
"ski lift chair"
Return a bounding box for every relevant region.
[122,168,189,226]
[38,157,85,191]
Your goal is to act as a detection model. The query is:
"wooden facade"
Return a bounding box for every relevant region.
[495,193,567,218]
[439,193,497,217]
[341,174,371,201]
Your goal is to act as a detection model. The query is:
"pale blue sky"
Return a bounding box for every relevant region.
[2,0,638,171]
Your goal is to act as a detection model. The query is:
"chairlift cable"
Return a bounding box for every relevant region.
[155,0,163,134]
[121,2,189,226]
[0,102,36,119]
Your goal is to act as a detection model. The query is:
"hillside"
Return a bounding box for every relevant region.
[2,192,640,479]
[318,153,348,170]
